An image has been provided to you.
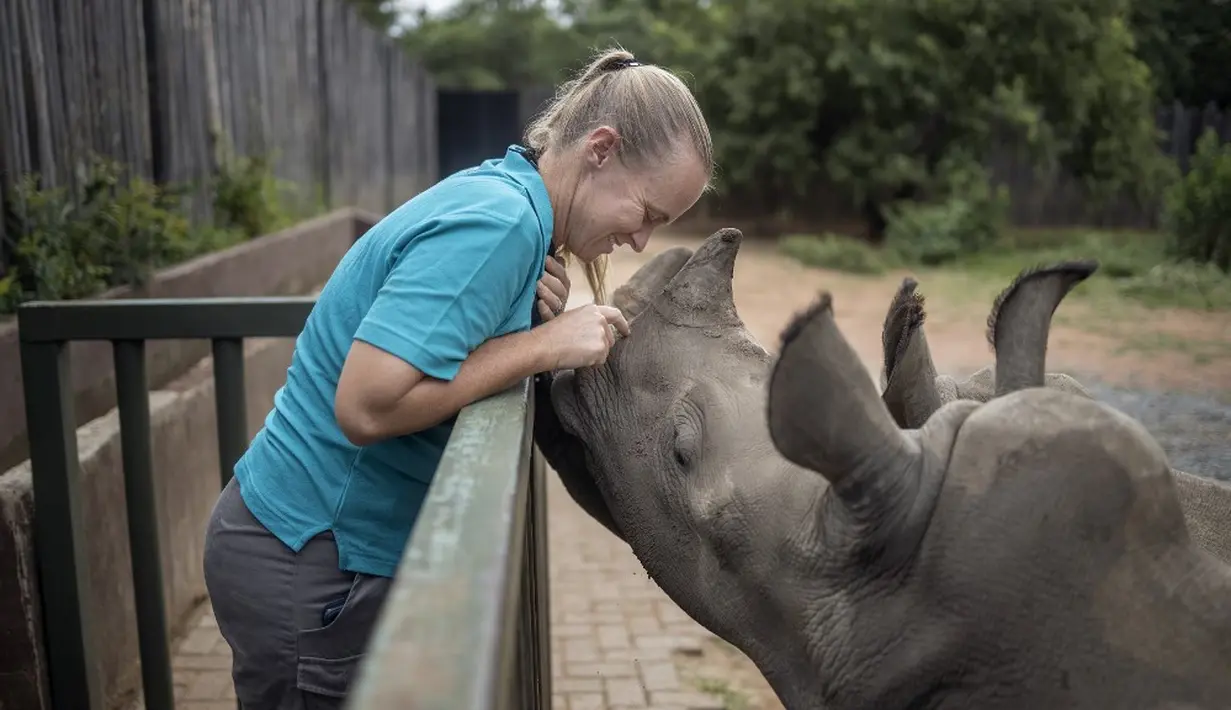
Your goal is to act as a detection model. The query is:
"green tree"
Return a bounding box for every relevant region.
[399,0,592,88]
[1130,0,1231,108]
[699,0,1170,239]
[343,0,401,34]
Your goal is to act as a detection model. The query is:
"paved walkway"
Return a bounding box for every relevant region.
[162,468,770,709]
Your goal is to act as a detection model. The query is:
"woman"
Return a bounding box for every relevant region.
[202,47,714,708]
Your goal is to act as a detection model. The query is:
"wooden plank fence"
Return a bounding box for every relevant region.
[0,0,437,275]
[988,101,1231,230]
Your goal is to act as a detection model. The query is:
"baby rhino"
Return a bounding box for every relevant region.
[768,289,1231,709]
[536,228,1231,709]
[878,270,1231,567]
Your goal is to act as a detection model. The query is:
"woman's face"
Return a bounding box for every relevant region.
[561,127,710,263]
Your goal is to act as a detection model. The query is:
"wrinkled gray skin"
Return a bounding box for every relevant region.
[534,229,1231,709]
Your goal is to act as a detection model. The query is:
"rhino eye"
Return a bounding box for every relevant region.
[670,403,701,469]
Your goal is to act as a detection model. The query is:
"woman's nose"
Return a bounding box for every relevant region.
[631,228,652,253]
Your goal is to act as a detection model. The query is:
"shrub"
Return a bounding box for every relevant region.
[212,154,299,239]
[1,157,245,314]
[884,161,1010,266]
[1162,128,1231,272]
[1117,261,1231,311]
[0,146,325,316]
[778,232,890,275]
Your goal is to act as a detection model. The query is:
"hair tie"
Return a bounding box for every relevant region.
[609,57,643,70]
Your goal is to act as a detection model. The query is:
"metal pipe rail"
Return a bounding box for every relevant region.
[345,377,552,710]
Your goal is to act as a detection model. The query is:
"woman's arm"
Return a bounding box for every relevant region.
[336,329,551,446]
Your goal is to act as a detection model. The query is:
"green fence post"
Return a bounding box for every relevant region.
[114,339,175,710]
[19,337,104,709]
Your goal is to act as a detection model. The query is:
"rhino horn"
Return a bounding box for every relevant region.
[611,246,694,322]
[987,260,1098,396]
[880,277,943,429]
[654,228,743,328]
[768,293,918,499]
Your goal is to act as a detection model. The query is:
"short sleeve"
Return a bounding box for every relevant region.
[352,206,541,382]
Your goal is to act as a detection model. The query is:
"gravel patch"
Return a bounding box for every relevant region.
[1081,378,1231,482]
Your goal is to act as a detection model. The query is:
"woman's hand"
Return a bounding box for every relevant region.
[534,304,630,370]
[535,255,571,323]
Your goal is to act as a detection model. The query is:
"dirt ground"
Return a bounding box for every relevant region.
[562,229,1231,710]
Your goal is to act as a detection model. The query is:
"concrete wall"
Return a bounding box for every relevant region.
[0,208,380,710]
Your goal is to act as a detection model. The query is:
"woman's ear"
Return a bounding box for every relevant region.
[586,126,621,168]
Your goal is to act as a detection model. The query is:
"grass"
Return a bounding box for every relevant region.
[778,232,891,275]
[1113,331,1231,365]
[778,227,1231,312]
[693,677,753,710]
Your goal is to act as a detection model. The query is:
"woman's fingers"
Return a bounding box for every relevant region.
[536,281,563,314]
[536,298,556,323]
[595,305,630,337]
[544,255,571,289]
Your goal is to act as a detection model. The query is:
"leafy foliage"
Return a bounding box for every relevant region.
[778,233,890,275]
[1129,0,1231,109]
[1118,261,1231,311]
[395,0,1173,239]
[1162,128,1231,272]
[1,152,308,316]
[884,159,1010,266]
[699,0,1169,232]
[212,154,301,239]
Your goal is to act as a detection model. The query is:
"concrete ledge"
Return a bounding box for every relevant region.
[0,207,381,472]
[0,333,302,709]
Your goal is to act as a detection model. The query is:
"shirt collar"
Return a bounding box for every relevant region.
[501,145,554,252]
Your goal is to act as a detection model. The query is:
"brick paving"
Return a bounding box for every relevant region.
[152,469,733,710]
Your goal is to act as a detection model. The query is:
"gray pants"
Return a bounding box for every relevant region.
[203,477,392,709]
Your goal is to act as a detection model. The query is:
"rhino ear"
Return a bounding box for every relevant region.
[768,293,919,502]
[987,261,1098,396]
[880,277,943,429]
[611,246,694,322]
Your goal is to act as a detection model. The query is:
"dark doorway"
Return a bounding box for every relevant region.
[436,90,523,179]
[435,88,554,179]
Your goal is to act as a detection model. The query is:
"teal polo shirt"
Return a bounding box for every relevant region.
[233,145,553,578]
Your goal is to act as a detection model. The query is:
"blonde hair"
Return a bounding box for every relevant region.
[525,47,714,305]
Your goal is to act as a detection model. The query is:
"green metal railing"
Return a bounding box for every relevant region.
[346,377,553,710]
[17,296,551,710]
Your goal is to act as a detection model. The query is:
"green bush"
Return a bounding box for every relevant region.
[0,148,324,316]
[778,232,890,275]
[212,154,299,239]
[884,162,1010,266]
[1117,261,1231,311]
[1,157,247,315]
[1162,128,1231,272]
